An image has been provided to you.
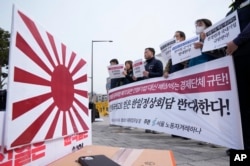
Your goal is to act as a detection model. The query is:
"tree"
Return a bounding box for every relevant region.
[0,28,10,90]
[0,27,10,66]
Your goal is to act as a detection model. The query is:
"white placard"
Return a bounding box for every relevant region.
[202,11,240,52]
[171,36,201,65]
[133,59,145,78]
[107,64,125,79]
[159,38,176,62]
[109,56,243,150]
[4,4,91,152]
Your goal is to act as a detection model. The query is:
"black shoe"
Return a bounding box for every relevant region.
[152,130,160,134]
[226,148,235,156]
[197,142,208,145]
[145,129,152,133]
[182,137,190,140]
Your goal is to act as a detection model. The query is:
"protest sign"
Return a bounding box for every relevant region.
[171,36,201,65]
[133,59,144,78]
[202,11,240,52]
[108,64,125,79]
[2,6,91,166]
[159,38,176,62]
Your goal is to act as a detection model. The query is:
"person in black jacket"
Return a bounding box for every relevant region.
[225,0,250,155]
[122,60,134,85]
[134,47,163,81]
[134,47,163,134]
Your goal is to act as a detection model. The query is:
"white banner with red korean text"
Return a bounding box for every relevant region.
[202,11,240,52]
[109,56,243,149]
[171,36,201,65]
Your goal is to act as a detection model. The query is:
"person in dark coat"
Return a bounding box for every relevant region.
[225,0,250,155]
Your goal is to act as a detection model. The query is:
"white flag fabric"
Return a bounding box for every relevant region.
[133,59,145,78]
[4,5,91,150]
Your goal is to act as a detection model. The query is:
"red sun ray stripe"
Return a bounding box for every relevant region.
[45,108,61,139]
[67,52,76,70]
[72,105,89,131]
[12,92,52,120]
[11,103,56,147]
[68,110,79,133]
[62,111,67,136]
[62,43,66,66]
[16,32,52,75]
[18,10,56,69]
[73,74,87,84]
[47,32,60,65]
[70,59,86,77]
[14,67,51,86]
[73,97,89,115]
[74,89,88,98]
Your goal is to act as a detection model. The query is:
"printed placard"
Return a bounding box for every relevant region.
[171,36,201,65]
[159,38,176,61]
[133,59,145,78]
[202,11,240,52]
[107,64,125,79]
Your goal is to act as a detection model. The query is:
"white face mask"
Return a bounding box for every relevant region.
[195,26,206,35]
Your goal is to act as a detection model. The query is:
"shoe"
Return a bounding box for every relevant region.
[226,148,235,156]
[182,137,190,140]
[210,144,219,148]
[152,131,160,134]
[124,127,133,130]
[197,142,209,145]
[145,129,152,133]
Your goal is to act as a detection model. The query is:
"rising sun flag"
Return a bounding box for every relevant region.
[4,5,89,149]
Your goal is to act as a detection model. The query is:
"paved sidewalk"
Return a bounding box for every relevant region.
[92,116,229,166]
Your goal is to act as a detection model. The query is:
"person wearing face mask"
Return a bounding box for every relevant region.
[188,19,217,67]
[163,31,188,78]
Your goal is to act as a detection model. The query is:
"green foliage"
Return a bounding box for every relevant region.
[0,27,10,66]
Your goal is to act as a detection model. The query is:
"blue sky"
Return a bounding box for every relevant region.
[0,0,232,94]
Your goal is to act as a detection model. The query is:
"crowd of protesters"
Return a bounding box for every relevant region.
[106,0,250,156]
